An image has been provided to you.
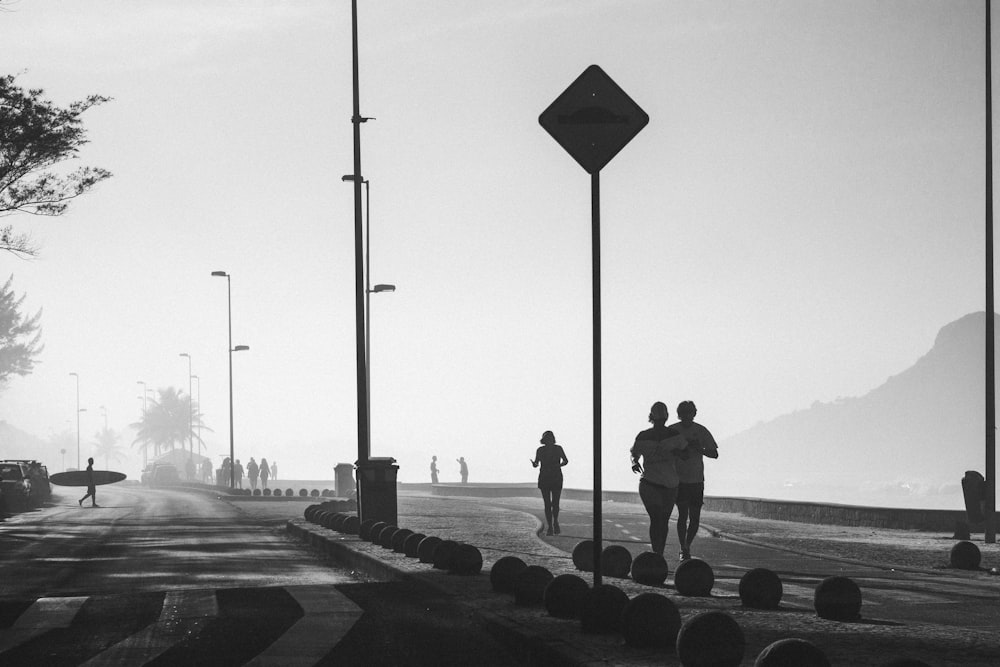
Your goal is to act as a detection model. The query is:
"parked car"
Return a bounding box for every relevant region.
[0,460,51,511]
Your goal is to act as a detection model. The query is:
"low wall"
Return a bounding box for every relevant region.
[427,484,970,532]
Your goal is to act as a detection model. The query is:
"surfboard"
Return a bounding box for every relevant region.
[49,470,127,487]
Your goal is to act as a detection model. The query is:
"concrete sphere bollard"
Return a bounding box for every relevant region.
[286,488,295,497]
[601,545,633,579]
[674,558,715,597]
[304,504,320,522]
[417,536,443,564]
[332,513,349,532]
[253,488,262,496]
[391,528,414,552]
[754,638,830,666]
[272,488,282,497]
[676,610,745,667]
[432,540,461,570]
[359,519,379,540]
[814,576,862,621]
[490,555,527,593]
[543,574,589,619]
[514,565,554,606]
[621,592,681,648]
[630,551,669,586]
[580,584,629,634]
[403,532,427,558]
[449,544,483,575]
[378,525,399,549]
[319,512,337,529]
[263,488,272,496]
[572,540,594,572]
[299,488,309,497]
[342,515,360,535]
[366,521,389,543]
[310,489,320,497]
[949,540,982,570]
[739,568,783,610]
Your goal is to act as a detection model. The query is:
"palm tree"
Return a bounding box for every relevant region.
[130,387,209,460]
[92,426,125,470]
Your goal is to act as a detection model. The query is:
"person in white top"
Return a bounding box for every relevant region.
[671,400,719,560]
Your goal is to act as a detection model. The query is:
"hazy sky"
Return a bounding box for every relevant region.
[1,1,994,492]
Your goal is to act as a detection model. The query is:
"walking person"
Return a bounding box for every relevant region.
[246,457,259,491]
[78,457,98,507]
[430,456,439,484]
[234,459,244,490]
[531,431,568,535]
[630,401,695,556]
[260,458,270,490]
[672,400,719,560]
[456,456,468,484]
[270,461,277,481]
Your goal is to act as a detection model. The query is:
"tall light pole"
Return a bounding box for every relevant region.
[137,381,148,467]
[69,372,80,469]
[212,271,238,489]
[191,374,201,456]
[343,175,396,449]
[179,353,193,468]
[986,0,997,544]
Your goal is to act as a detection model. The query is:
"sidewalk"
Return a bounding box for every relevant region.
[281,491,1000,666]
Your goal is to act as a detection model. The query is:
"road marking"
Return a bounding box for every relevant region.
[79,589,218,667]
[244,585,363,667]
[0,596,87,654]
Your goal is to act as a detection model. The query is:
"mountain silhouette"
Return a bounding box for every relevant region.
[713,312,996,508]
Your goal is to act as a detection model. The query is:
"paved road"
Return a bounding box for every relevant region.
[0,485,521,666]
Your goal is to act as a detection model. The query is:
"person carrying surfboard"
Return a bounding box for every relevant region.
[78,458,98,508]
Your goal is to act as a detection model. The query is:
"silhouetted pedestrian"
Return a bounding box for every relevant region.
[531,431,568,535]
[78,457,98,507]
[234,459,244,489]
[201,458,212,483]
[247,457,259,491]
[270,461,277,481]
[457,457,468,484]
[630,402,693,556]
[260,458,270,490]
[430,456,439,484]
[221,457,232,487]
[671,401,719,560]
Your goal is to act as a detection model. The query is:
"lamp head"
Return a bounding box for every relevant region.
[211,271,228,277]
[373,284,396,293]
[233,345,250,352]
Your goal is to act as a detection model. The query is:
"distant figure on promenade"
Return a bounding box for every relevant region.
[78,457,98,507]
[531,430,568,535]
[247,457,259,491]
[234,459,245,489]
[457,457,468,484]
[260,458,271,490]
[221,457,232,487]
[201,458,213,483]
[430,456,439,484]
[186,457,196,481]
[630,401,694,556]
[271,461,278,481]
[672,401,719,561]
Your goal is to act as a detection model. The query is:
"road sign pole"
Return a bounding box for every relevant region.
[592,170,603,587]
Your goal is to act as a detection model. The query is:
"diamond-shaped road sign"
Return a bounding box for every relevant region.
[539,65,649,174]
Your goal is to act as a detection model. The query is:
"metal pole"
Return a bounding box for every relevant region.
[365,179,372,450]
[227,275,235,490]
[351,0,370,471]
[591,170,603,587]
[985,0,997,542]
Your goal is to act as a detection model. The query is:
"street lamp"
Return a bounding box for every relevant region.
[212,270,250,490]
[179,353,193,467]
[69,372,80,469]
[343,175,396,451]
[191,374,201,456]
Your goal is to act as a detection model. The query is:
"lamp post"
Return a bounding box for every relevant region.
[69,372,80,469]
[212,271,246,490]
[179,353,193,468]
[191,374,201,456]
[137,381,148,467]
[342,175,396,449]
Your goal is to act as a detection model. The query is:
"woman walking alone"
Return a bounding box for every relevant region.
[531,430,568,535]
[259,458,270,490]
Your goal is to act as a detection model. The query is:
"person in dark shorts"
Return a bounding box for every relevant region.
[457,456,468,484]
[531,430,569,535]
[630,402,694,556]
[430,456,439,484]
[672,400,719,560]
[79,457,98,507]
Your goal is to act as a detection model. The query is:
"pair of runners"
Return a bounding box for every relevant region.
[630,400,718,561]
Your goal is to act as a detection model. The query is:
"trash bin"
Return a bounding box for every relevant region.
[334,463,356,498]
[962,470,985,524]
[356,457,398,527]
